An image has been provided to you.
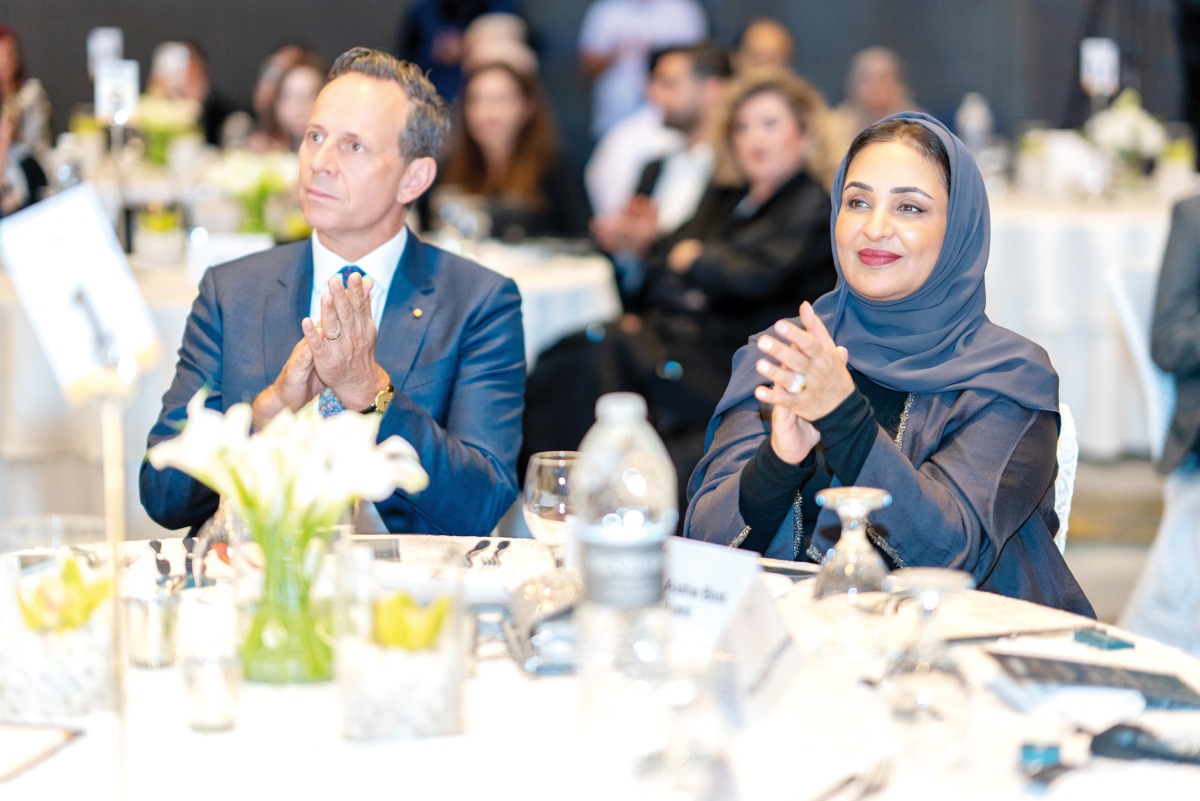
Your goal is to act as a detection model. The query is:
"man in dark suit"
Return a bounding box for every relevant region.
[140,47,525,536]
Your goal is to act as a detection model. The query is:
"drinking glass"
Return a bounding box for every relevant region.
[878,568,975,773]
[523,451,581,569]
[0,515,115,719]
[177,584,240,732]
[335,536,466,740]
[813,486,892,599]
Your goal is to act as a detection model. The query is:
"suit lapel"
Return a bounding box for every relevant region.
[377,230,436,383]
[261,240,314,384]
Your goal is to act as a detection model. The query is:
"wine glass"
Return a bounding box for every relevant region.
[878,568,975,775]
[523,451,581,569]
[812,486,892,599]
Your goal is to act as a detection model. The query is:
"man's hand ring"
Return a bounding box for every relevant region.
[786,371,807,394]
[327,331,342,342]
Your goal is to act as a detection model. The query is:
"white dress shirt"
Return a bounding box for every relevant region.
[310,227,409,535]
[651,141,713,233]
[309,226,408,329]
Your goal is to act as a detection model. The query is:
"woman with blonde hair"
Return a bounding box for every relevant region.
[523,67,837,519]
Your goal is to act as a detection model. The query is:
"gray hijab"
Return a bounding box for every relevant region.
[808,111,1058,412]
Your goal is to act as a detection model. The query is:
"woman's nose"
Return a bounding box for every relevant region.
[864,207,891,239]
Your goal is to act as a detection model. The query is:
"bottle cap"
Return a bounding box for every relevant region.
[595,392,647,422]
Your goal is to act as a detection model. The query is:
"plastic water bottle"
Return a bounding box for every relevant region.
[955,91,994,156]
[570,392,678,780]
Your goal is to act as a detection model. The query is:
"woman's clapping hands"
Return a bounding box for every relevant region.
[753,302,853,463]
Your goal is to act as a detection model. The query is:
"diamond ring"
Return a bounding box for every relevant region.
[785,371,807,394]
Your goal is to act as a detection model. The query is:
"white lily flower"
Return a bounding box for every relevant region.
[149,388,428,535]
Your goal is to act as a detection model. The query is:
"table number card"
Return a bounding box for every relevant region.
[665,537,800,723]
[94,58,138,124]
[1080,37,1119,100]
[0,184,161,403]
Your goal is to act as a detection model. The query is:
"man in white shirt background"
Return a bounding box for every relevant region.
[577,0,707,138]
[590,41,730,301]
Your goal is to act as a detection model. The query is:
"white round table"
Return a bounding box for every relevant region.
[7,537,1200,800]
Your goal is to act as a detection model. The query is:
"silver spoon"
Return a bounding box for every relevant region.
[463,538,490,568]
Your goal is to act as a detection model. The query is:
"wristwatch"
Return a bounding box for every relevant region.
[361,383,394,415]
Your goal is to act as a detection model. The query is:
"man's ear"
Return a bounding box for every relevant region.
[397,156,437,206]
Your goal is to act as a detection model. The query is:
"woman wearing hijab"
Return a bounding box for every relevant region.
[684,112,1093,616]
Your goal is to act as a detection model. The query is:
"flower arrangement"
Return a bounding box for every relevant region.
[204,150,301,235]
[148,390,429,682]
[133,95,201,167]
[1084,89,1167,165]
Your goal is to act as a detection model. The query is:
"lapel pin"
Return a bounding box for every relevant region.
[413,308,423,318]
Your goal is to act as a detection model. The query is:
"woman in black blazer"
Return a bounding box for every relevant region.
[524,68,838,518]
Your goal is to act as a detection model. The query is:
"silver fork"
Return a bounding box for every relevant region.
[482,540,510,567]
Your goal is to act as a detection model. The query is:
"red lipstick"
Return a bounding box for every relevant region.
[858,248,900,267]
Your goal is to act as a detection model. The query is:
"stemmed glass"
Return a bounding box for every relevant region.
[813,486,892,599]
[523,451,581,570]
[878,568,975,773]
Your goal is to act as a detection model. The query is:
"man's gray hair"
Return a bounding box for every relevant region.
[328,47,450,160]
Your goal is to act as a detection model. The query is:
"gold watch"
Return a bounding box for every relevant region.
[361,383,394,415]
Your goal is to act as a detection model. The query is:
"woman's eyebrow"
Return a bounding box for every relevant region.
[891,185,933,199]
[844,180,933,200]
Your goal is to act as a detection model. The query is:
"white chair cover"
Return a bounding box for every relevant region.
[1054,402,1078,554]
[1103,259,1176,462]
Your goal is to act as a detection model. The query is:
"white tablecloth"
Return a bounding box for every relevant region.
[0,243,619,538]
[986,194,1172,459]
[7,538,1200,800]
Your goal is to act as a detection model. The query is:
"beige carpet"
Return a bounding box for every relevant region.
[1064,458,1163,623]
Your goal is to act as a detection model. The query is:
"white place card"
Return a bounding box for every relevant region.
[0,184,161,403]
[665,537,800,723]
[1080,37,1119,99]
[665,536,759,648]
[94,58,138,124]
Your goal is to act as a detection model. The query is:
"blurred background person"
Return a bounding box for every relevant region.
[828,46,916,156]
[395,0,520,103]
[146,40,240,145]
[435,58,589,240]
[1119,192,1200,655]
[460,12,533,76]
[524,68,838,518]
[731,17,794,75]
[577,0,707,139]
[251,44,306,127]
[591,41,731,300]
[248,50,327,152]
[0,108,45,214]
[0,24,49,161]
[0,25,47,210]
